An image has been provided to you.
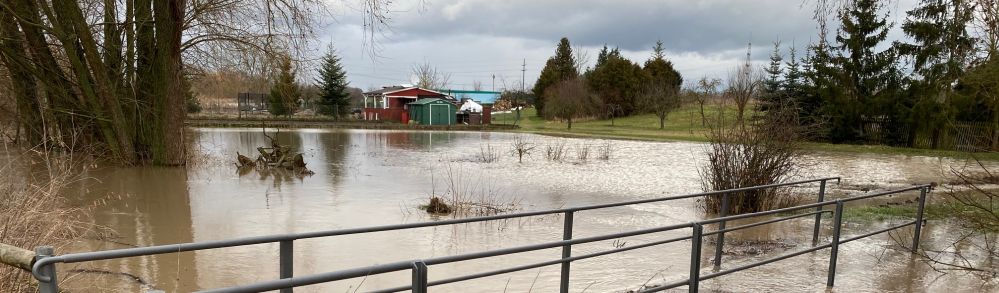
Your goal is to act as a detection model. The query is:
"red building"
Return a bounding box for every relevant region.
[362,86,451,123]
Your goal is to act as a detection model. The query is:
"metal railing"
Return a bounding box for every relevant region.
[30,177,932,292]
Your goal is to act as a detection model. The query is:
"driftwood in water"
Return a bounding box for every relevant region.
[236,152,256,167]
[235,127,313,175]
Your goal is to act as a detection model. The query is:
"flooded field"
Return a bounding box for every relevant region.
[45,128,995,292]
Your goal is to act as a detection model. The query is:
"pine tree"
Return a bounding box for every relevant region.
[533,37,578,116]
[760,41,785,112]
[829,0,899,142]
[587,52,648,115]
[315,44,351,118]
[801,31,843,137]
[641,40,683,128]
[533,58,558,116]
[269,54,300,116]
[643,40,683,88]
[897,0,976,147]
[782,45,803,97]
[596,44,610,68]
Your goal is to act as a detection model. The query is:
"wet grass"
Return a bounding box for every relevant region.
[492,106,999,161]
[841,200,999,227]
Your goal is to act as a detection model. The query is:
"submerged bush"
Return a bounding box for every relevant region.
[700,103,804,214]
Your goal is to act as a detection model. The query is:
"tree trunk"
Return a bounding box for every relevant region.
[699,102,707,126]
[0,9,44,146]
[152,0,187,165]
[567,117,572,130]
[659,113,665,129]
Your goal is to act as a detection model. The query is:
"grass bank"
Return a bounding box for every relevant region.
[492,106,999,161]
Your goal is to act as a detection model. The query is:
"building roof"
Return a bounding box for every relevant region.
[365,86,448,96]
[441,89,501,94]
[407,98,452,105]
[364,86,407,95]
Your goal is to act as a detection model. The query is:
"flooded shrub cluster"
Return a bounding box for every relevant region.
[421,162,520,216]
[700,104,803,214]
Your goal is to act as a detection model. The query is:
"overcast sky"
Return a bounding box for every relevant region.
[314,0,917,91]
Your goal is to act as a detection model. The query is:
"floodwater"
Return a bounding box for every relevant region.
[41,128,997,292]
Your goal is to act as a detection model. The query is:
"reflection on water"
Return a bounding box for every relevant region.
[53,128,994,292]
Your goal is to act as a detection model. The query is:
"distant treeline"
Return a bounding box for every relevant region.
[526,0,999,151]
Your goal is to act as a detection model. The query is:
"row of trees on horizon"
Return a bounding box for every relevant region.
[525,0,999,149]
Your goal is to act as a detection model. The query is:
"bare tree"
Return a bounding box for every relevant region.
[973,0,999,59]
[573,45,591,71]
[725,61,762,126]
[0,0,395,165]
[694,77,722,126]
[412,61,452,89]
[640,75,683,129]
[544,77,602,130]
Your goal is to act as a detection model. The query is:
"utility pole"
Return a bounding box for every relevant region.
[521,58,526,92]
[492,74,495,91]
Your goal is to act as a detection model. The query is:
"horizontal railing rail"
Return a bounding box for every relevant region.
[28,177,932,293]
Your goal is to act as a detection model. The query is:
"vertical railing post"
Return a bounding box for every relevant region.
[35,246,57,293]
[412,261,428,293]
[912,186,928,252]
[827,200,844,287]
[559,211,574,293]
[713,193,729,269]
[689,224,703,293]
[279,240,294,293]
[812,180,827,246]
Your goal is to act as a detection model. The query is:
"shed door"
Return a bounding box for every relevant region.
[431,104,450,125]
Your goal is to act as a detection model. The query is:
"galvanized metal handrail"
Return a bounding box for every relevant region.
[31,177,839,282]
[201,184,931,293]
[29,177,937,293]
[195,184,931,293]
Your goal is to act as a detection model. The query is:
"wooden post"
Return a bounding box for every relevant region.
[0,243,34,271]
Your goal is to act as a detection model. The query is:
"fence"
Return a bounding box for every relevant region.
[862,117,997,151]
[30,177,932,293]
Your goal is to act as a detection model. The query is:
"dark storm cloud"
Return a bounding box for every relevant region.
[388,0,820,53]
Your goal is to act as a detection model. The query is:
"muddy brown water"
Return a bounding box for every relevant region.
[23,128,997,292]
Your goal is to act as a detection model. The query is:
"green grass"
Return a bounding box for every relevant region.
[492,104,999,160]
[841,200,999,229]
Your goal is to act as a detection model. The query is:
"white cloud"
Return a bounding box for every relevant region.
[307,0,920,91]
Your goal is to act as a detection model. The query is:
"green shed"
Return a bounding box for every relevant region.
[407,98,456,125]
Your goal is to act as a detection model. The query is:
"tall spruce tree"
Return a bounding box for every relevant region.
[897,0,976,147]
[269,54,300,117]
[829,0,900,142]
[783,45,803,98]
[315,44,351,118]
[533,37,578,116]
[760,41,785,112]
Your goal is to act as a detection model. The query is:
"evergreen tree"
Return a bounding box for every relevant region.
[315,44,351,118]
[596,44,610,68]
[643,40,683,88]
[269,54,300,116]
[897,0,976,147]
[641,40,683,128]
[829,0,900,142]
[533,58,558,117]
[760,41,785,112]
[801,32,843,138]
[782,45,803,98]
[587,53,648,115]
[533,37,578,116]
